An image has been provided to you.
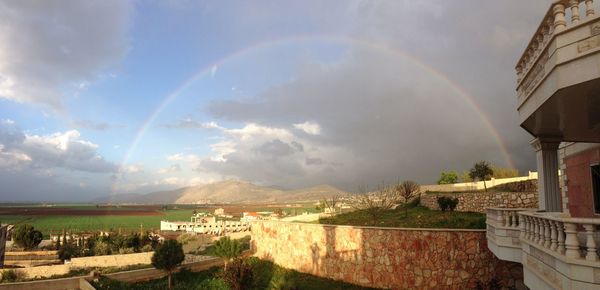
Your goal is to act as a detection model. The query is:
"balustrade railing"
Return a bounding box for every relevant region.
[517,0,597,84]
[519,211,600,262]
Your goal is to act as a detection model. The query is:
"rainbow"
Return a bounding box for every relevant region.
[112,35,514,194]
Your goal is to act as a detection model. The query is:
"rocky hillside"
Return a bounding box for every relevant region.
[101,180,347,204]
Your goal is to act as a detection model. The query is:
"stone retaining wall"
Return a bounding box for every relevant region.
[69,252,152,268]
[251,221,523,289]
[420,192,538,213]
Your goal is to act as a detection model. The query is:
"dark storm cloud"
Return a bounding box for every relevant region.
[200,0,551,190]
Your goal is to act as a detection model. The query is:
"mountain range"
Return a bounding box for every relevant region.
[96,180,347,204]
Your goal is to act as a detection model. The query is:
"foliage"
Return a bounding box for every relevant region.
[0,270,21,283]
[491,166,519,179]
[94,241,111,256]
[460,171,473,182]
[351,183,401,225]
[194,278,230,290]
[58,242,80,261]
[199,235,250,256]
[118,247,135,254]
[469,161,494,191]
[152,239,185,289]
[219,258,253,290]
[320,205,485,229]
[213,236,242,270]
[176,233,198,245]
[437,171,459,184]
[273,208,284,218]
[437,197,459,211]
[320,194,341,214]
[92,258,375,290]
[396,180,420,217]
[142,244,154,252]
[11,224,43,250]
[494,180,537,192]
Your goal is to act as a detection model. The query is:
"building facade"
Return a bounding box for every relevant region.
[487,1,600,289]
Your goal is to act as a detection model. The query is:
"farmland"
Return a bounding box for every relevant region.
[0,203,318,236]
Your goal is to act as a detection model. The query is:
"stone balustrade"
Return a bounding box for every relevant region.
[516,0,597,84]
[519,211,600,262]
[487,208,600,288]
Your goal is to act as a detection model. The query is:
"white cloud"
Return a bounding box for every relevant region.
[0,1,132,109]
[158,164,181,174]
[121,165,143,174]
[166,153,184,161]
[164,118,224,130]
[293,121,321,135]
[0,120,116,173]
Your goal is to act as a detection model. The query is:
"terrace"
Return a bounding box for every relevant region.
[487,0,600,289]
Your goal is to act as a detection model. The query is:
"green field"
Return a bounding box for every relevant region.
[0,202,320,236]
[0,209,194,236]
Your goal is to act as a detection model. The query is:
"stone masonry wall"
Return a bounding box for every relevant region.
[251,221,522,289]
[420,192,538,213]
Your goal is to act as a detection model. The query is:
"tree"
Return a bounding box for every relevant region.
[12,224,43,250]
[460,171,473,183]
[351,183,400,225]
[469,161,494,191]
[152,239,185,290]
[213,236,242,271]
[491,166,519,179]
[437,171,459,184]
[321,194,341,214]
[396,181,420,217]
[273,208,284,218]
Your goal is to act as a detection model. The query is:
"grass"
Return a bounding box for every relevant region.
[196,235,251,256]
[92,258,376,290]
[0,209,194,236]
[318,205,486,229]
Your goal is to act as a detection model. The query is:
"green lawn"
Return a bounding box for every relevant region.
[318,205,486,229]
[0,209,194,236]
[92,258,376,290]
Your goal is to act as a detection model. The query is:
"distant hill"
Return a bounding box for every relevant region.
[96,180,347,204]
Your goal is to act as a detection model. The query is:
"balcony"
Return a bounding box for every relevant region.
[516,0,600,143]
[487,208,600,289]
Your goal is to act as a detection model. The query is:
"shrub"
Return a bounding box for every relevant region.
[118,247,135,254]
[213,236,242,270]
[0,270,21,283]
[58,243,80,261]
[193,278,230,290]
[11,224,43,250]
[94,241,111,256]
[219,258,253,290]
[141,244,154,252]
[437,196,459,211]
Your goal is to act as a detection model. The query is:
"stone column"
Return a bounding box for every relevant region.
[531,138,562,212]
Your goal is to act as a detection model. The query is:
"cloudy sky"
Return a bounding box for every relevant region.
[0,0,553,201]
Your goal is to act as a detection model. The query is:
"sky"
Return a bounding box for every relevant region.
[0,0,554,202]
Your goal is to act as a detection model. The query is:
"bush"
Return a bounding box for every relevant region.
[219,258,253,290]
[118,247,135,254]
[437,196,459,211]
[141,244,154,252]
[11,224,43,250]
[193,278,229,290]
[58,243,80,261]
[94,241,111,256]
[0,270,21,283]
